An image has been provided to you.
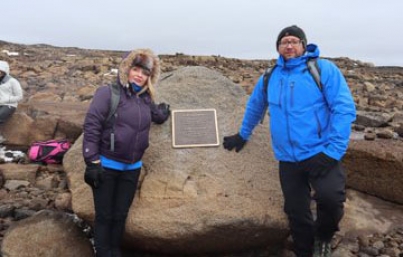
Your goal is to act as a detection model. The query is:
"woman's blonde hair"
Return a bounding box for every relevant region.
[145,76,156,101]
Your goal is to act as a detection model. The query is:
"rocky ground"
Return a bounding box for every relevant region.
[1,161,403,257]
[0,41,403,256]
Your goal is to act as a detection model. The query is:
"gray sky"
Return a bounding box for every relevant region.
[1,0,402,66]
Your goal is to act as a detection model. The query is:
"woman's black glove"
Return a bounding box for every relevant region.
[152,102,170,124]
[158,103,170,117]
[223,133,247,152]
[84,162,104,188]
[303,152,338,178]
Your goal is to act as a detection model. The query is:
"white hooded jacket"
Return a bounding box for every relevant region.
[0,61,23,108]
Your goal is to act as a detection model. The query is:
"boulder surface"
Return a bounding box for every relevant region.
[64,66,288,254]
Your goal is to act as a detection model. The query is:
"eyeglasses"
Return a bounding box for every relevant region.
[279,40,302,47]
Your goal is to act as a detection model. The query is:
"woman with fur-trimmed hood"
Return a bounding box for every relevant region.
[82,49,170,257]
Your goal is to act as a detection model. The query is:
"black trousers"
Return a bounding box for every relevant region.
[0,105,16,125]
[279,160,346,257]
[92,167,141,257]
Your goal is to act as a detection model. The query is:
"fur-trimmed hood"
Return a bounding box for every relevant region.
[0,61,10,75]
[118,49,160,88]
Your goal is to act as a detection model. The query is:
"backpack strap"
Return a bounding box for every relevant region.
[104,83,121,151]
[105,83,121,125]
[260,65,277,124]
[306,58,322,91]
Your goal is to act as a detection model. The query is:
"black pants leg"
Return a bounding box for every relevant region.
[110,169,141,257]
[279,161,346,257]
[279,161,314,257]
[92,168,141,257]
[309,162,346,241]
[0,105,16,125]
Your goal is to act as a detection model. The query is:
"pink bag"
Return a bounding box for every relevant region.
[28,139,71,164]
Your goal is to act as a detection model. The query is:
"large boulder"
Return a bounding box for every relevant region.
[341,189,403,237]
[2,101,88,148]
[1,111,33,147]
[64,66,288,254]
[334,189,403,257]
[343,138,403,204]
[1,210,94,257]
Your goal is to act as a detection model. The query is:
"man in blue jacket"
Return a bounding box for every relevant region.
[223,25,356,257]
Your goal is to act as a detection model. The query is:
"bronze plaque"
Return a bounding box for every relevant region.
[172,109,219,148]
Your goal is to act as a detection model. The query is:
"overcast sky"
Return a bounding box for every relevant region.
[1,0,402,66]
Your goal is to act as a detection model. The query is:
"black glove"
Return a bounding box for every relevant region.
[223,133,247,152]
[303,152,338,178]
[158,102,170,117]
[84,162,104,188]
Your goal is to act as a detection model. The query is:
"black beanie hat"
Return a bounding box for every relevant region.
[276,25,307,49]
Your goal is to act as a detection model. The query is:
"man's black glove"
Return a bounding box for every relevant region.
[158,103,170,117]
[84,162,104,188]
[223,133,247,152]
[303,152,338,178]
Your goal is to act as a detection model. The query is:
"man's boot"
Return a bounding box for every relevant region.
[313,238,331,257]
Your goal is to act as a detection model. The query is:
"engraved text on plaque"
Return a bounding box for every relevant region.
[172,109,219,148]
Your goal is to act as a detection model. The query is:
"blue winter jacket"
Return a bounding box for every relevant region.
[239,44,356,162]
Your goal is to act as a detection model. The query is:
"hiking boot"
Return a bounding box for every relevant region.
[313,238,331,257]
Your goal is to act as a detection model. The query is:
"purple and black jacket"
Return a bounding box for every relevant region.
[83,49,167,164]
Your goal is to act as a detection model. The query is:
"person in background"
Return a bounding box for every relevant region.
[223,25,356,257]
[0,60,23,143]
[83,48,170,257]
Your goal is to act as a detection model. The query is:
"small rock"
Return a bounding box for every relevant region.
[0,205,15,218]
[4,180,30,191]
[364,132,376,141]
[354,124,366,131]
[376,129,394,139]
